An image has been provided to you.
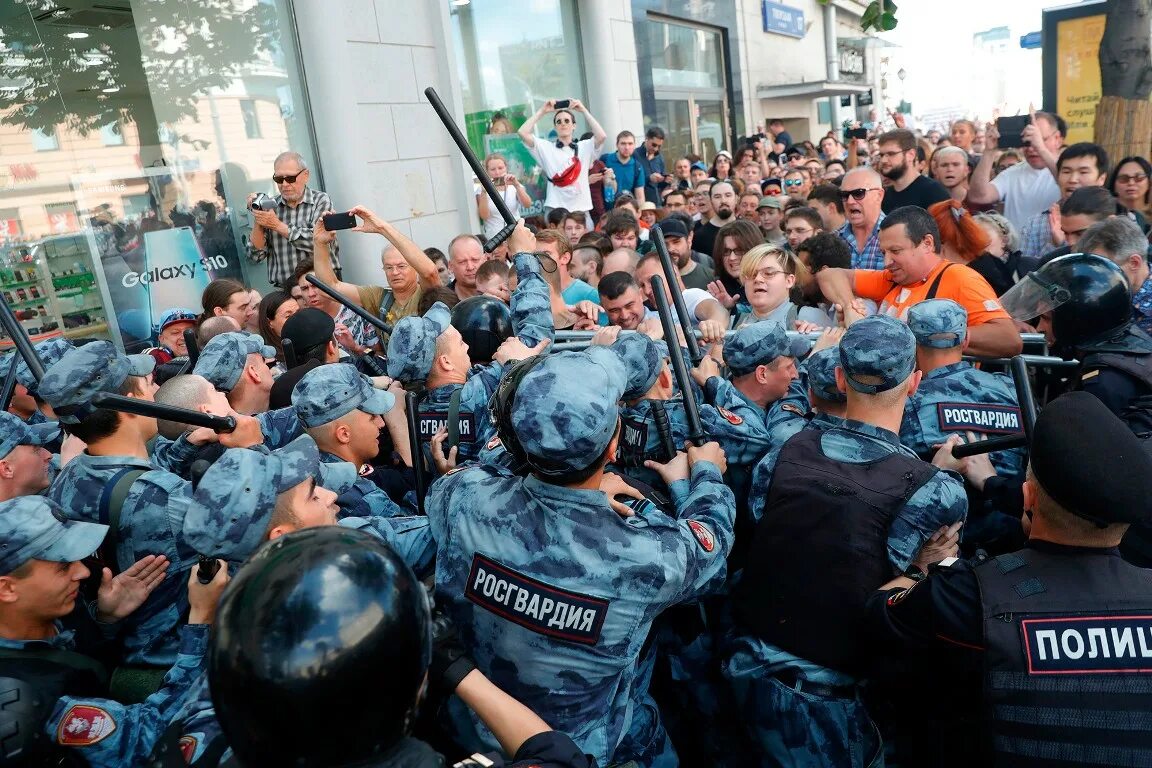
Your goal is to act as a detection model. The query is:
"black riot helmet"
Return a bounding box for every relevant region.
[451,295,513,365]
[208,526,431,767]
[1000,253,1132,347]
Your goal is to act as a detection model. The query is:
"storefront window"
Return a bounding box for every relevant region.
[647,17,723,89]
[450,0,586,218]
[0,0,316,352]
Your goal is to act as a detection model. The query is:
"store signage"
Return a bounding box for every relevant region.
[762,1,805,39]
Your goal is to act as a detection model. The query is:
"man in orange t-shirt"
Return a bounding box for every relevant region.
[816,206,1023,357]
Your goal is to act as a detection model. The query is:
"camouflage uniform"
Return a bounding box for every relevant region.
[150,405,304,478]
[6,338,73,429]
[764,347,847,446]
[0,496,207,767]
[291,363,413,519]
[731,315,968,767]
[390,252,553,467]
[0,409,61,492]
[41,342,198,666]
[191,332,276,394]
[429,349,735,768]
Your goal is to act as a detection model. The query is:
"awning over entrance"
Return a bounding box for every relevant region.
[756,81,872,100]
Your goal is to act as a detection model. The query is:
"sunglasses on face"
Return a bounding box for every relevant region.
[273,170,306,184]
[839,187,879,201]
[1117,173,1149,184]
[784,179,804,187]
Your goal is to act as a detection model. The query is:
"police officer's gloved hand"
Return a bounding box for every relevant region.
[430,613,477,697]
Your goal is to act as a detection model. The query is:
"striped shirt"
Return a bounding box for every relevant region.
[837,214,886,271]
[248,186,339,287]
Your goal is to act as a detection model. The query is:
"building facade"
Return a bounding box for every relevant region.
[0,0,880,352]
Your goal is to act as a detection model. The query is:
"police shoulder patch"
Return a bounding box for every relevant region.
[57,704,117,746]
[358,463,374,477]
[444,465,468,477]
[886,581,920,607]
[687,520,716,552]
[178,734,199,763]
[717,407,743,426]
[1081,368,1101,382]
[781,403,806,416]
[486,436,502,451]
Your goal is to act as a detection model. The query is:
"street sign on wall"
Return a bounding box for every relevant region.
[762,1,805,39]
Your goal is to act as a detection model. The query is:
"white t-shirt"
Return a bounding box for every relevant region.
[991,161,1061,232]
[528,136,602,213]
[477,184,522,239]
[644,287,714,324]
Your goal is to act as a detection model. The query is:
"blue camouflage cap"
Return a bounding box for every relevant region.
[386,302,453,383]
[612,333,665,401]
[193,332,276,392]
[907,299,967,349]
[839,314,916,394]
[0,496,107,575]
[39,341,156,424]
[0,411,60,459]
[512,349,627,473]
[806,348,846,404]
[183,436,322,562]
[12,338,74,394]
[292,363,395,428]
[156,307,199,334]
[726,321,790,377]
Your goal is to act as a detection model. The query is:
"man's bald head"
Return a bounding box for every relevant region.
[842,166,883,189]
[603,247,641,276]
[154,374,230,439]
[198,316,240,347]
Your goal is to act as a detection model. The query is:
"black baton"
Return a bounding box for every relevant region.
[405,390,426,516]
[281,337,297,369]
[0,354,18,412]
[0,294,45,382]
[651,275,706,445]
[424,86,518,254]
[305,275,392,335]
[183,329,199,368]
[651,228,704,365]
[952,355,1036,459]
[190,460,222,585]
[91,392,237,433]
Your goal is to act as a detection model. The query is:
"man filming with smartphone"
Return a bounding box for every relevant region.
[518,98,607,224]
[248,151,338,289]
[966,110,1065,231]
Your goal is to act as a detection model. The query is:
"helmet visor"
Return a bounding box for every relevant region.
[999,272,1073,322]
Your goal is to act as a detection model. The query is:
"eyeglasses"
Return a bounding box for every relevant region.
[839,187,880,201]
[554,118,573,125]
[1117,173,1149,184]
[783,179,804,187]
[273,170,306,184]
[876,150,906,160]
[751,268,786,280]
[722,247,746,258]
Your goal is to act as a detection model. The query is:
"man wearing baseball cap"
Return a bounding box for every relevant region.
[147,307,199,365]
[731,314,967,766]
[0,410,60,501]
[0,495,225,767]
[192,331,277,415]
[293,363,412,519]
[6,337,73,424]
[653,214,715,290]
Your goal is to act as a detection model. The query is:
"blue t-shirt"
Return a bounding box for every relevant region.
[562,279,608,326]
[601,152,645,197]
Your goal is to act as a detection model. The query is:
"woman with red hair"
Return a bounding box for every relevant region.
[928,199,990,264]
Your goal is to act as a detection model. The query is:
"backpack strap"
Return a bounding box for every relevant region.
[97,467,147,574]
[924,262,955,300]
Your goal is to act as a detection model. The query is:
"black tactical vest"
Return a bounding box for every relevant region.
[733,427,936,673]
[974,547,1152,767]
[1077,350,1152,392]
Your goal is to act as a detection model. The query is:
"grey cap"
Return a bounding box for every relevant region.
[838,314,916,394]
[907,299,968,349]
[193,332,276,392]
[11,338,74,394]
[183,436,320,562]
[0,411,60,459]
[0,496,107,575]
[612,333,665,401]
[386,302,452,383]
[726,322,790,377]
[39,341,156,424]
[512,350,627,473]
[292,363,395,429]
[806,348,846,404]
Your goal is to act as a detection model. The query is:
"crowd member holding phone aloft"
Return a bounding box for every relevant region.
[966,110,1065,231]
[248,151,336,289]
[518,98,607,223]
[478,153,531,239]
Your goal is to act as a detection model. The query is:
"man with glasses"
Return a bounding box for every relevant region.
[877,129,950,214]
[782,169,811,201]
[249,151,336,289]
[968,111,1066,231]
[518,98,608,223]
[835,167,888,270]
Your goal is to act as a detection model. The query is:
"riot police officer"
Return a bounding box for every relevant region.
[452,294,514,365]
[866,391,1152,767]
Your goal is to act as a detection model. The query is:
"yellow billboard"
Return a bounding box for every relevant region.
[1056,14,1106,143]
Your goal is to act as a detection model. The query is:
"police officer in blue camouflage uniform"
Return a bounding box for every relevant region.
[191,332,280,417]
[291,363,416,519]
[0,409,60,501]
[729,314,967,767]
[901,299,1026,550]
[764,340,850,448]
[389,223,552,469]
[0,495,226,767]
[429,347,735,768]
[9,336,73,425]
[41,341,259,670]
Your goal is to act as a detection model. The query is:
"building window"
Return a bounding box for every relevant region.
[31,128,58,151]
[241,99,262,139]
[450,0,586,216]
[100,122,125,146]
[647,17,723,89]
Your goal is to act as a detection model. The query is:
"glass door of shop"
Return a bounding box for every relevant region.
[654,92,729,164]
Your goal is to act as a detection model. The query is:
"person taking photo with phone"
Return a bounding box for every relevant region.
[966,111,1065,231]
[248,151,337,289]
[478,153,531,239]
[519,98,607,225]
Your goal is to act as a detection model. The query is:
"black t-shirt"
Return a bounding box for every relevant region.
[882,175,951,214]
[692,221,723,261]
